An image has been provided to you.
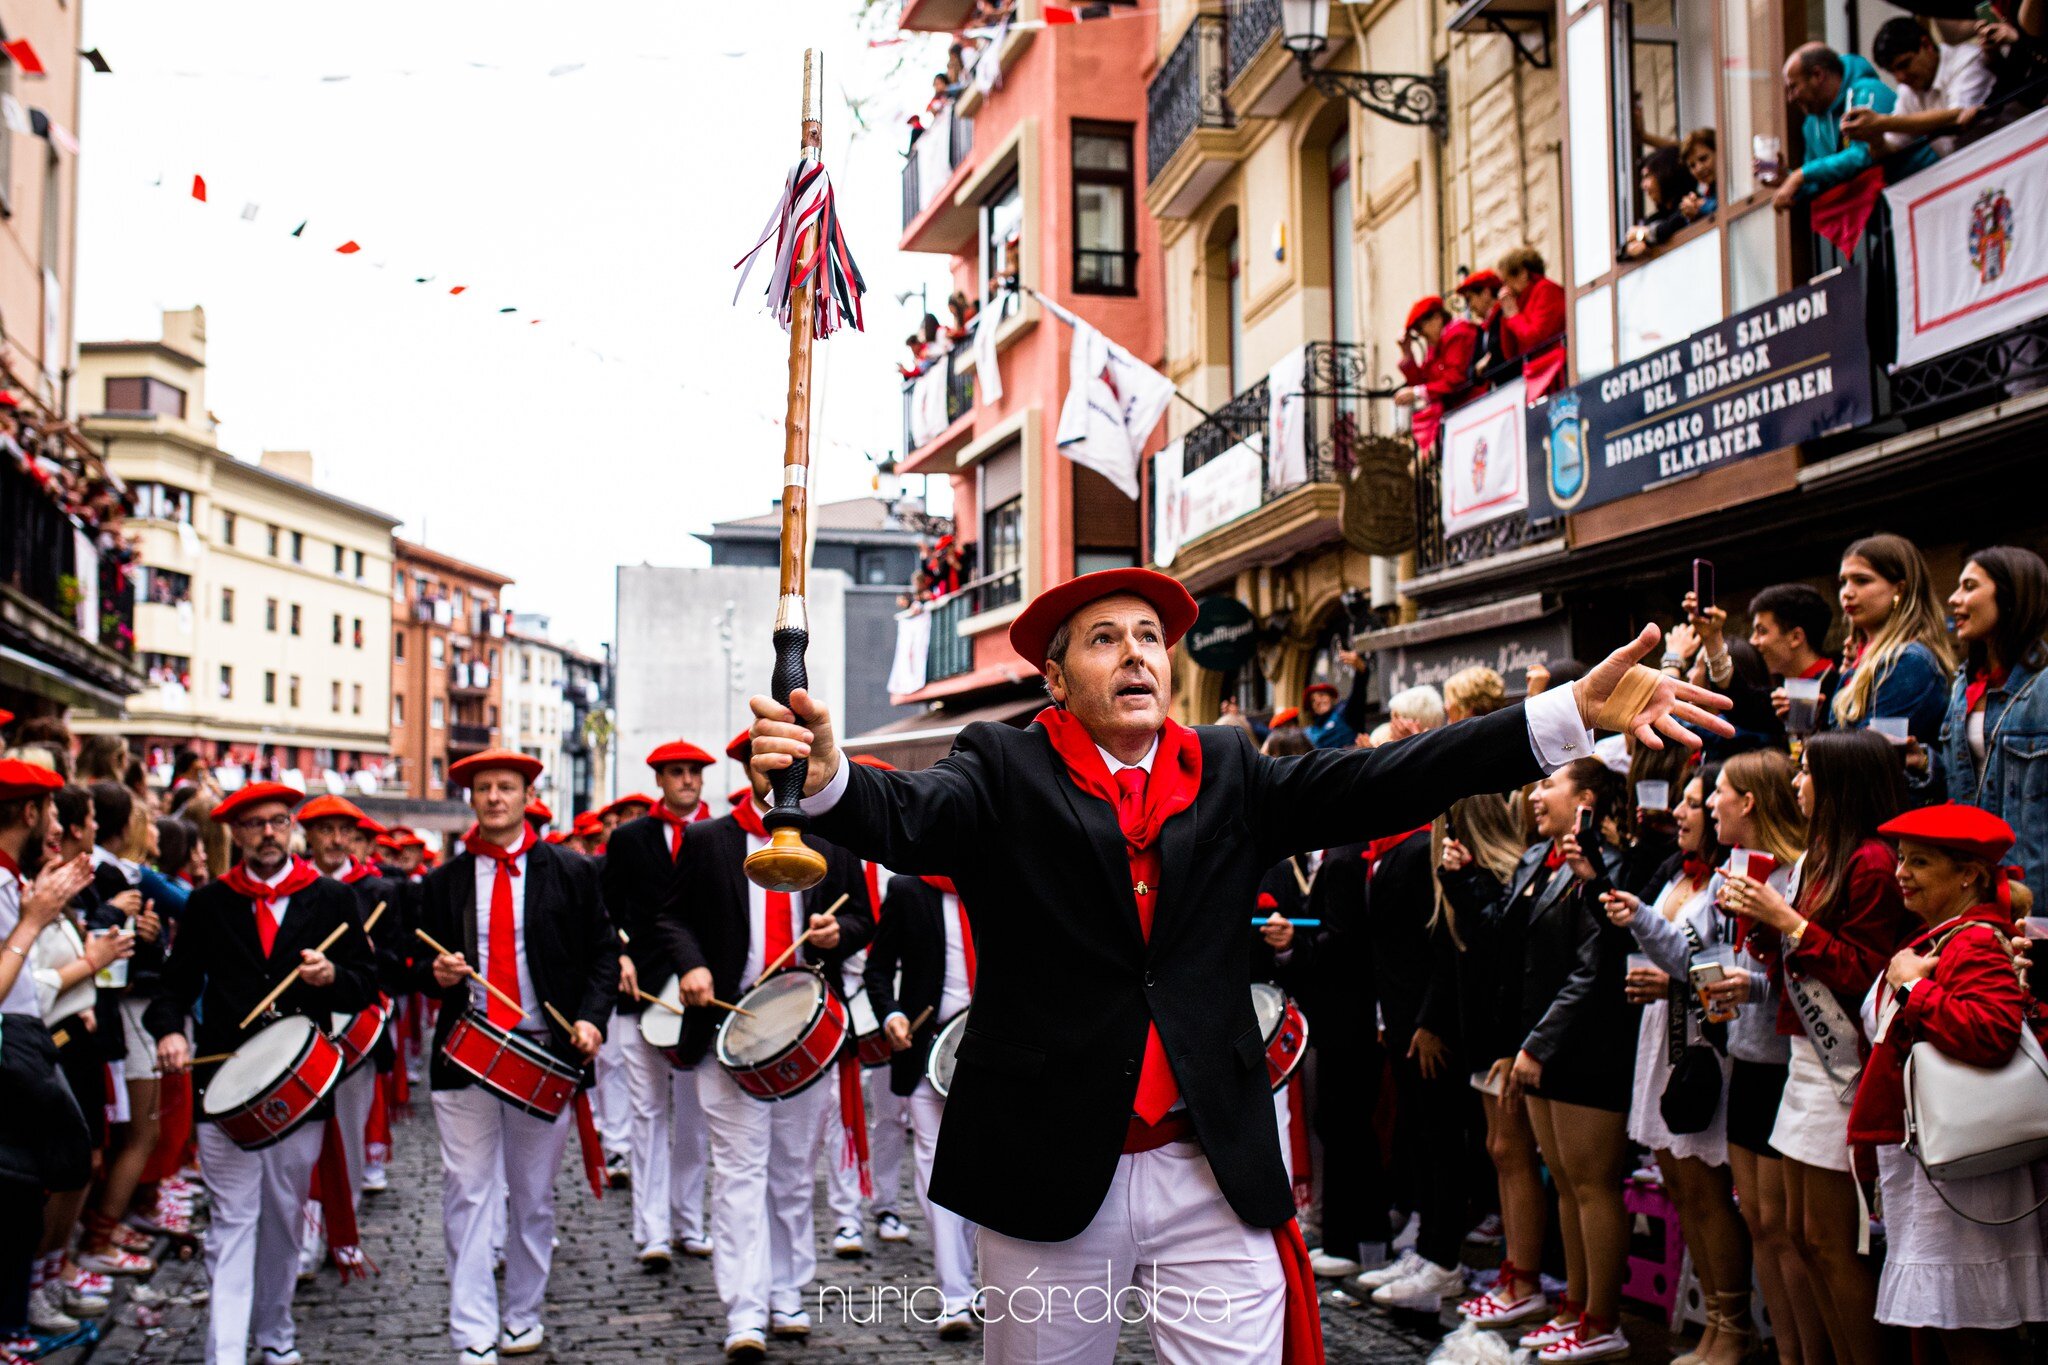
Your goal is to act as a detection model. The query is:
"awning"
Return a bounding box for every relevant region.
[841,692,1044,771]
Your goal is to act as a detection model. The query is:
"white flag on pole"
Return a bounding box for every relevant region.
[1053,310,1176,499]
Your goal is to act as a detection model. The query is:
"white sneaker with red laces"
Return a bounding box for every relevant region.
[1459,1283,1549,1327]
[78,1247,154,1277]
[1540,1320,1630,1362]
[1517,1313,1583,1349]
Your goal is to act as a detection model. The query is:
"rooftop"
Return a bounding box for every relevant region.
[394,537,516,587]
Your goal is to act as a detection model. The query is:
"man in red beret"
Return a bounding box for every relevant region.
[1455,268,1507,380]
[641,737,875,1359]
[146,781,378,1365]
[411,750,619,1363]
[748,567,1729,1363]
[602,740,719,1265]
[1301,680,1358,750]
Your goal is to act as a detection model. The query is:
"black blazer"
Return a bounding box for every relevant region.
[142,874,377,1115]
[599,814,690,1015]
[409,839,620,1090]
[1369,830,1460,1052]
[334,868,407,1069]
[1294,840,1375,1052]
[643,813,875,1068]
[1247,855,1313,992]
[93,858,164,997]
[812,704,1544,1241]
[863,875,953,1098]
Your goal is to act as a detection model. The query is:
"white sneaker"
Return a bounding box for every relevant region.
[1308,1247,1363,1278]
[1357,1249,1427,1290]
[458,1348,498,1365]
[27,1282,78,1334]
[1518,1313,1582,1349]
[875,1210,910,1243]
[637,1242,672,1270]
[831,1223,864,1258]
[1541,1322,1631,1361]
[723,1332,766,1362]
[937,1307,974,1339]
[680,1235,714,1257]
[498,1323,544,1355]
[1372,1260,1467,1311]
[59,1279,109,1318]
[362,1162,388,1193]
[1459,1284,1550,1327]
[259,1349,304,1365]
[770,1308,812,1339]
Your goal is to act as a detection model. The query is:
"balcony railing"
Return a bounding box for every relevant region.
[2,459,135,658]
[448,722,494,749]
[1226,0,1280,88]
[1184,342,1393,490]
[920,568,1022,685]
[450,661,491,692]
[1147,13,1232,181]
[902,102,973,229]
[903,345,975,455]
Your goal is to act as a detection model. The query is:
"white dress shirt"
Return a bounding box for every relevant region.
[471,842,539,1031]
[740,806,807,988]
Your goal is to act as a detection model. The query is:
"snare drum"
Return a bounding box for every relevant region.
[848,989,893,1070]
[1251,982,1309,1092]
[925,1009,969,1098]
[443,1013,582,1120]
[715,969,848,1101]
[203,1016,345,1151]
[329,995,390,1078]
[637,975,688,1067]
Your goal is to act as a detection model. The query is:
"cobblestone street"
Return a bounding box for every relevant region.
[88,1103,1448,1365]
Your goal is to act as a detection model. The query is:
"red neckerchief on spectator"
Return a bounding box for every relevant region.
[0,847,18,877]
[470,827,538,1030]
[1034,705,1201,1124]
[1966,665,2008,715]
[650,800,697,860]
[1368,827,1430,872]
[1681,854,1711,887]
[221,857,321,956]
[1845,637,1868,672]
[1543,841,1566,871]
[921,876,975,990]
[1799,658,1833,681]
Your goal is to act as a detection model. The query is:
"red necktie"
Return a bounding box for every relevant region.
[223,860,318,957]
[252,893,280,956]
[955,896,977,992]
[472,836,530,1028]
[1115,767,1179,1123]
[652,804,687,860]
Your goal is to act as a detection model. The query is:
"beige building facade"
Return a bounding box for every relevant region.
[72,309,400,784]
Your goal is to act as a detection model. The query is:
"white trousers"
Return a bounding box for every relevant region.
[697,1062,834,1336]
[592,1018,633,1155]
[976,1143,1285,1364]
[907,1082,978,1314]
[617,1023,709,1248]
[822,1070,911,1228]
[432,1085,575,1351]
[197,1120,324,1365]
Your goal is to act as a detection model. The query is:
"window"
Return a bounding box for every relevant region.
[392,694,405,725]
[520,703,532,732]
[332,613,343,645]
[101,376,188,419]
[1226,232,1244,391]
[331,680,342,712]
[430,636,445,663]
[352,618,364,649]
[431,757,445,789]
[521,653,532,683]
[221,587,235,623]
[980,174,1022,303]
[265,598,279,632]
[431,698,445,729]
[219,665,233,699]
[1073,124,1136,294]
[289,603,302,637]
[394,630,406,661]
[352,683,363,716]
[982,499,1022,608]
[353,549,365,581]
[220,509,237,545]
[268,525,280,557]
[290,531,304,564]
[264,671,277,704]
[134,566,193,606]
[129,482,193,523]
[333,544,345,575]
[288,675,301,708]
[141,652,193,688]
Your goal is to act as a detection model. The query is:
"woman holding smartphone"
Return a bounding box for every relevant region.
[1724,732,1915,1365]
[1602,767,1755,1365]
[1832,533,1956,747]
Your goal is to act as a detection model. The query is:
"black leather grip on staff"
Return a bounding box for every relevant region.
[767,625,810,829]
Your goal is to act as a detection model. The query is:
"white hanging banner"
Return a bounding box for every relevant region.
[1152,437,1184,569]
[1266,345,1308,490]
[1440,376,1530,536]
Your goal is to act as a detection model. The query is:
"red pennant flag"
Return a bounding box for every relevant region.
[191,174,207,202]
[1044,5,1078,20]
[448,285,466,295]
[335,240,361,254]
[1809,168,1884,259]
[3,39,47,77]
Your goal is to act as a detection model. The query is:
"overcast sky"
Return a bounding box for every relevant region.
[76,0,953,654]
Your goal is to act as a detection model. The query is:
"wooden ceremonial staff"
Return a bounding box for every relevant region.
[234,902,383,1031]
[743,48,832,898]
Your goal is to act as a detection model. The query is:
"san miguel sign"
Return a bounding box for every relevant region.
[1527,272,1873,518]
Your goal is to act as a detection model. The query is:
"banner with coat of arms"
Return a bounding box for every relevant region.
[1440,376,1529,537]
[1886,106,2048,369]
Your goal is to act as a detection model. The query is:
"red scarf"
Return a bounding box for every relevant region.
[0,847,18,878]
[1368,826,1430,871]
[1543,841,1566,871]
[650,800,699,859]
[1966,665,2008,715]
[729,798,769,841]
[1798,657,1833,681]
[340,859,378,884]
[469,827,537,1029]
[1034,706,1201,1124]
[921,876,975,990]
[221,857,321,956]
[1681,854,1711,887]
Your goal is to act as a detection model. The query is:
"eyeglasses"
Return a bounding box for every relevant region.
[234,815,294,834]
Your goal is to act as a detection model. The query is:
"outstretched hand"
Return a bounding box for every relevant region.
[1574,624,1735,750]
[748,687,841,799]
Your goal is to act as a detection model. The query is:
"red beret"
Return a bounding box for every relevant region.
[647,740,715,770]
[601,792,654,819]
[0,758,62,802]
[395,832,426,849]
[0,708,14,729]
[373,833,401,850]
[525,798,553,824]
[1008,568,1199,669]
[357,814,389,837]
[1404,295,1448,333]
[1455,269,1502,296]
[727,786,751,808]
[726,730,752,762]
[572,811,603,837]
[543,831,567,844]
[1878,803,2016,863]
[449,749,543,788]
[1269,707,1301,728]
[213,781,305,825]
[850,754,896,771]
[297,794,368,826]
[1303,682,1340,701]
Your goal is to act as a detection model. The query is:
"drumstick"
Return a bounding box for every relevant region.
[238,919,355,1030]
[414,928,526,1019]
[1250,917,1323,927]
[752,891,851,987]
[362,900,387,935]
[908,1005,935,1033]
[543,1001,576,1035]
[633,987,685,1016]
[188,1051,237,1066]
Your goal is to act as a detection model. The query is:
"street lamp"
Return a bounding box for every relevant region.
[1279,0,1446,135]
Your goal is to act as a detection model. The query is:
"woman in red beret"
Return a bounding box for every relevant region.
[1848,804,2048,1353]
[1392,295,1479,452]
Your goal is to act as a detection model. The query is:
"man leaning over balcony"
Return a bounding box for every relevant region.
[1764,42,1937,213]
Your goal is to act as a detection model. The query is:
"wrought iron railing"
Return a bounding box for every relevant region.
[901,345,976,457]
[902,103,973,229]
[1413,455,1548,577]
[1183,377,1269,475]
[919,568,1024,685]
[449,722,494,749]
[1147,14,1232,181]
[1181,342,1395,490]
[1226,0,1280,88]
[1,459,134,656]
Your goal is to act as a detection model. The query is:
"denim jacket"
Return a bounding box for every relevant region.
[1937,659,2048,883]
[1835,639,1952,747]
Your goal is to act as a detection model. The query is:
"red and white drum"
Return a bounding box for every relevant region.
[847,989,893,1070]
[443,1013,581,1120]
[637,975,688,1068]
[715,969,848,1101]
[925,1009,970,1098]
[329,995,390,1077]
[1251,982,1309,1092]
[203,1016,344,1151]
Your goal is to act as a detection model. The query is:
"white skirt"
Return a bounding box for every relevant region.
[1626,999,1729,1166]
[1875,1144,2048,1328]
[1768,1036,1853,1172]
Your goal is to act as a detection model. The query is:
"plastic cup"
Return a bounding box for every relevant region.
[1784,676,1823,736]
[1870,717,1910,744]
[1636,780,1670,813]
[92,931,129,990]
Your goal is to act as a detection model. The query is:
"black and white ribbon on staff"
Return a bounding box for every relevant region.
[733,159,867,339]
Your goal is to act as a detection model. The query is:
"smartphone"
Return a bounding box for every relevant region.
[1692,557,1716,615]
[1689,961,1737,1024]
[1470,1070,1504,1098]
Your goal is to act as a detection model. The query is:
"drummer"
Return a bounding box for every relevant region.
[412,749,618,1365]
[146,781,377,1365]
[864,869,979,1339]
[601,739,718,1268]
[646,734,873,1362]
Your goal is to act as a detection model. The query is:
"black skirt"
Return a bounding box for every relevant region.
[50,1012,108,1150]
[1726,1058,1790,1157]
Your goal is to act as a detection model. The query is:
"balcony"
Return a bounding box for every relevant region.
[1226,0,1278,88]
[923,569,1022,685]
[902,345,976,465]
[902,104,973,230]
[450,661,491,693]
[1,458,142,705]
[1146,14,1235,216]
[448,722,494,751]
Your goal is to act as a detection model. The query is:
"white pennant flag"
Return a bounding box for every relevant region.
[1052,307,1175,500]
